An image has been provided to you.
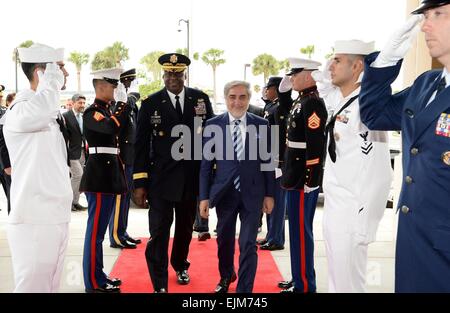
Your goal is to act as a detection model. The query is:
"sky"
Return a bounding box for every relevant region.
[1,0,407,102]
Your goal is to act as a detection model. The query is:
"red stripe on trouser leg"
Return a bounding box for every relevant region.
[90,193,102,289]
[299,189,308,293]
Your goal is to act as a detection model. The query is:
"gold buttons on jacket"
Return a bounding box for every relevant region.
[401,206,410,214]
[405,176,413,184]
[411,148,419,155]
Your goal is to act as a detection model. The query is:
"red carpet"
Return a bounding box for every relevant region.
[110,238,284,293]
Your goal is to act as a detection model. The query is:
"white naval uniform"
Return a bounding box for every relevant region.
[3,88,72,293]
[320,86,392,293]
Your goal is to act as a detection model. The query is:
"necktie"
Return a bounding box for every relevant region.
[325,95,358,163]
[436,77,447,98]
[76,113,83,134]
[175,95,183,120]
[326,119,337,163]
[232,119,243,192]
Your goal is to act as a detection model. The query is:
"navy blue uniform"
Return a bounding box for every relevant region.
[134,87,214,291]
[360,52,450,292]
[262,91,293,248]
[80,99,130,291]
[109,92,140,247]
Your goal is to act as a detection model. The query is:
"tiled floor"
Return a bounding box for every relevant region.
[0,192,397,293]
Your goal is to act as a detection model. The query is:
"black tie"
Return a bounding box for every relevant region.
[326,119,338,163]
[325,95,358,163]
[175,95,183,120]
[436,77,447,98]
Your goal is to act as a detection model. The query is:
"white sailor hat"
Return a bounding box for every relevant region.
[286,58,322,76]
[334,40,375,56]
[17,43,64,63]
[91,68,124,85]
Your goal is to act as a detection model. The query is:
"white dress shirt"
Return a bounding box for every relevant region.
[167,88,186,113]
[427,68,450,105]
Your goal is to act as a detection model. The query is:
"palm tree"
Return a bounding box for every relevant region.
[325,47,336,60]
[252,54,280,85]
[140,51,165,81]
[202,49,226,103]
[91,42,129,70]
[68,52,89,92]
[300,45,315,59]
[91,51,115,71]
[176,48,200,61]
[105,41,129,67]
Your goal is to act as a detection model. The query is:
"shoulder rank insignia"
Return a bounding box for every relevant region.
[308,112,321,130]
[93,112,105,122]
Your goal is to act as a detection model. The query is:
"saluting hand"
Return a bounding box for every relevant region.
[132,187,148,208]
[199,200,210,219]
[114,82,128,103]
[376,15,424,66]
[262,197,274,215]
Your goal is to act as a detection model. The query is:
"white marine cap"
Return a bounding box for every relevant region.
[286,58,322,76]
[334,40,375,56]
[18,43,64,63]
[91,68,124,84]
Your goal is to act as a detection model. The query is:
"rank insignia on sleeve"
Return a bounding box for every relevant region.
[93,112,105,122]
[308,112,321,130]
[436,113,450,138]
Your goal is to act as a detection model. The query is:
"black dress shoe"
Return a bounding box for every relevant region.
[260,242,285,251]
[256,239,268,245]
[106,277,122,287]
[110,242,124,249]
[214,272,237,293]
[73,203,87,211]
[154,288,167,293]
[198,232,211,242]
[176,270,190,285]
[126,237,142,244]
[85,283,120,293]
[278,280,293,289]
[110,240,137,249]
[122,240,137,249]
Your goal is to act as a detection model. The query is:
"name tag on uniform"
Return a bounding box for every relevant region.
[436,113,450,138]
[195,99,207,115]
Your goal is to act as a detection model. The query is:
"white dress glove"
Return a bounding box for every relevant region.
[37,62,65,92]
[279,76,293,93]
[312,59,336,99]
[374,15,424,68]
[114,82,128,103]
[304,185,319,194]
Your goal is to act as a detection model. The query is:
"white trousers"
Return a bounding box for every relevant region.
[7,223,69,293]
[323,226,368,293]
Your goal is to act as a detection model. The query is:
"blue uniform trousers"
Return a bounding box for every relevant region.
[286,189,319,293]
[265,178,286,246]
[83,192,116,290]
[109,165,133,245]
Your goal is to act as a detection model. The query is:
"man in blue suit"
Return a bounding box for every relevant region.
[360,0,450,292]
[199,81,275,293]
